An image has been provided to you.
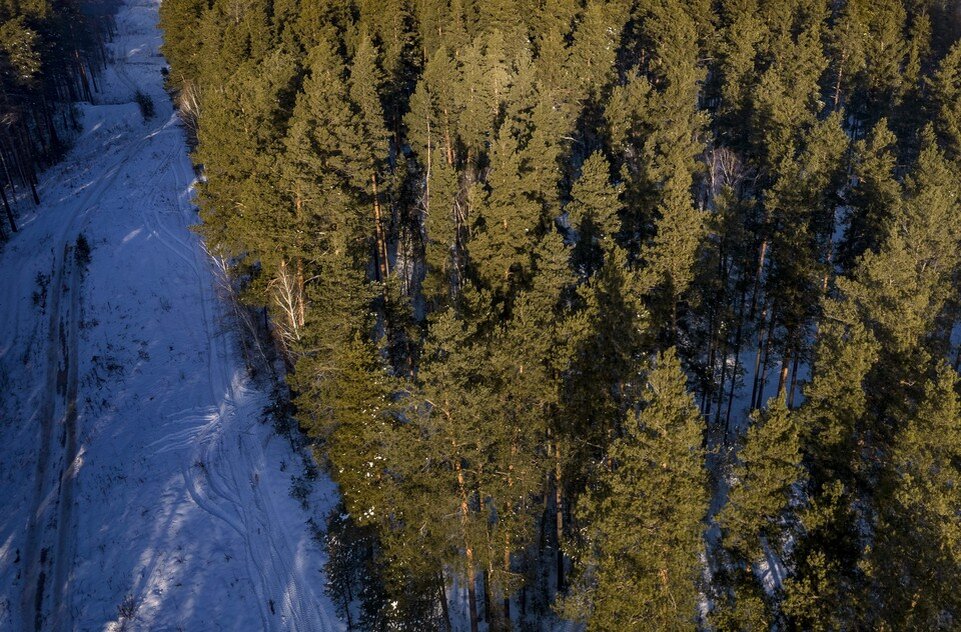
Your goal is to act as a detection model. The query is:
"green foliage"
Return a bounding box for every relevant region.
[720,399,803,559]
[839,119,901,268]
[0,16,40,83]
[566,349,708,631]
[930,40,961,165]
[160,0,961,627]
[870,364,961,629]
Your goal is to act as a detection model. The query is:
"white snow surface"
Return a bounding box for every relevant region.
[0,1,345,630]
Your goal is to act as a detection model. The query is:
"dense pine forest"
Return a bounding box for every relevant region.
[0,0,113,241]
[159,0,961,629]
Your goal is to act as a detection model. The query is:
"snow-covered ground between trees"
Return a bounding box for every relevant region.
[0,1,346,630]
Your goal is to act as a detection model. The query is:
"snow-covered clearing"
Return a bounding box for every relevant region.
[0,1,345,630]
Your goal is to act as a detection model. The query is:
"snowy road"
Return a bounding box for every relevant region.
[0,0,345,630]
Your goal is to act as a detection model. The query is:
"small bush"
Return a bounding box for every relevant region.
[134,89,155,121]
[290,475,310,510]
[117,594,138,620]
[75,233,91,265]
[32,271,49,308]
[73,233,90,266]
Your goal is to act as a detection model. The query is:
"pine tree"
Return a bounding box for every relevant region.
[355,0,413,95]
[763,113,848,369]
[568,151,623,276]
[841,128,961,358]
[469,129,541,297]
[455,34,511,161]
[562,0,629,102]
[405,46,466,305]
[719,399,803,559]
[713,0,764,147]
[713,399,804,629]
[929,40,961,166]
[484,228,579,623]
[871,363,961,629]
[194,0,275,88]
[782,316,879,630]
[640,180,705,341]
[749,9,827,174]
[349,32,393,282]
[786,127,961,630]
[529,0,577,92]
[838,119,901,270]
[414,309,503,632]
[564,245,647,457]
[193,50,299,268]
[158,1,961,627]
[610,0,710,345]
[158,0,209,86]
[566,349,708,631]
[829,0,908,120]
[469,71,569,301]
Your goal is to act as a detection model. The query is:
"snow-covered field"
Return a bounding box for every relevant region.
[0,1,345,630]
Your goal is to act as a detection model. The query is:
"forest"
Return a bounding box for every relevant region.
[158,0,961,629]
[0,0,113,241]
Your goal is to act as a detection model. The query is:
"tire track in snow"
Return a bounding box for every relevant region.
[18,103,174,632]
[161,123,336,632]
[11,0,343,627]
[19,247,67,632]
[51,248,81,632]
[166,153,276,630]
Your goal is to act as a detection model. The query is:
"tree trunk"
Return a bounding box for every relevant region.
[372,172,390,281]
[822,242,834,293]
[756,312,777,409]
[455,450,479,632]
[777,344,791,399]
[425,114,431,223]
[703,306,716,416]
[295,257,306,329]
[76,50,93,101]
[750,303,768,410]
[438,569,452,632]
[749,240,767,318]
[554,442,564,593]
[16,123,41,204]
[483,567,492,624]
[788,351,801,409]
[443,109,454,166]
[725,286,749,436]
[465,544,479,632]
[833,50,846,111]
[1,183,16,233]
[0,141,18,204]
[503,540,511,625]
[12,138,38,205]
[502,435,516,628]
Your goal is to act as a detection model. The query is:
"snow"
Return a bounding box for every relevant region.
[0,0,345,630]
